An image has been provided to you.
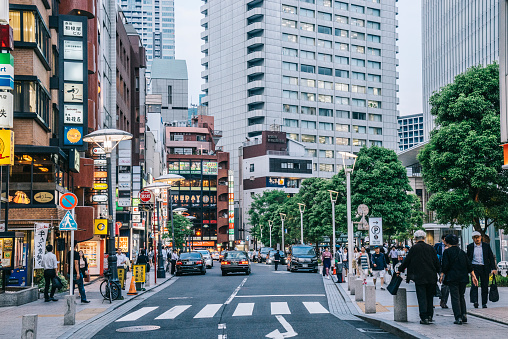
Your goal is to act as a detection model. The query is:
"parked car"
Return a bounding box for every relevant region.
[195,249,213,268]
[258,247,274,263]
[287,245,318,273]
[221,251,251,276]
[212,251,220,261]
[175,252,206,276]
[265,250,286,265]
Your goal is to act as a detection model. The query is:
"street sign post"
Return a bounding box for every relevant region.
[368,217,383,246]
[59,193,78,210]
[139,190,152,203]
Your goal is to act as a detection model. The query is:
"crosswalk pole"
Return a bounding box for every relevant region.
[69,229,74,296]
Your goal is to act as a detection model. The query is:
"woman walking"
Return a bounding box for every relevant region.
[342,248,349,277]
[440,234,478,325]
[321,247,332,279]
[358,246,370,284]
[353,247,360,276]
[78,250,88,281]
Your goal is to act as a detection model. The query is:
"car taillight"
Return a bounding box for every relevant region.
[240,261,249,265]
[176,261,182,265]
[221,261,230,265]
[196,261,203,264]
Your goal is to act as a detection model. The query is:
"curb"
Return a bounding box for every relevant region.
[57,274,176,339]
[356,314,430,339]
[466,310,508,327]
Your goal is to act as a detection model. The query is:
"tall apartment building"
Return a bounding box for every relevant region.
[397,113,423,151]
[422,0,498,139]
[117,0,175,84]
[201,0,399,196]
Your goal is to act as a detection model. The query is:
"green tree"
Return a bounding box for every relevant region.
[163,213,193,249]
[418,63,508,241]
[352,146,415,238]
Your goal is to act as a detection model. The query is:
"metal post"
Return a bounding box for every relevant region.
[269,225,272,248]
[106,153,120,293]
[260,226,263,246]
[332,199,336,268]
[69,230,74,296]
[170,188,174,250]
[300,210,304,245]
[346,170,353,274]
[156,195,165,278]
[281,219,285,252]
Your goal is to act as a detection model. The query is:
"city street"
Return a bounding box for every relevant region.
[92,263,396,339]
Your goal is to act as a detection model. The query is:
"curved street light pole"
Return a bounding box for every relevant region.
[268,220,273,248]
[280,213,286,253]
[329,190,339,269]
[298,203,305,245]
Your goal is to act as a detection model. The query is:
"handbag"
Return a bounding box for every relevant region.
[52,275,63,290]
[387,274,403,295]
[489,274,499,302]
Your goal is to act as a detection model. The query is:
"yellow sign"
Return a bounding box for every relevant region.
[117,267,125,289]
[133,264,146,283]
[34,192,54,203]
[115,237,129,253]
[94,219,108,235]
[0,130,14,165]
[93,183,108,190]
[66,128,81,144]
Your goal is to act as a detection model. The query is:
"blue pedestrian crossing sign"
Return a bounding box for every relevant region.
[59,211,78,231]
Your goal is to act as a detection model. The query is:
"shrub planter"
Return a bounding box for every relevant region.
[0,287,39,307]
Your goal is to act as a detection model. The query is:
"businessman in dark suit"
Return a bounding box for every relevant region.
[467,231,497,308]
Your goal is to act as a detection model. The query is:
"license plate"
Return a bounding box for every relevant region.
[302,264,308,268]
[232,261,238,266]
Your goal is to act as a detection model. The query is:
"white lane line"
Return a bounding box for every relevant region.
[168,297,193,300]
[224,277,248,305]
[218,323,226,329]
[155,305,191,320]
[232,303,255,317]
[302,302,329,314]
[194,304,223,318]
[271,302,291,315]
[235,294,325,298]
[116,307,159,322]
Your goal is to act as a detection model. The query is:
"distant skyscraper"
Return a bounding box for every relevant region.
[201,0,399,193]
[397,113,424,152]
[422,0,498,140]
[118,0,175,83]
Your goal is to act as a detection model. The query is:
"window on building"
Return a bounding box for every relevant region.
[13,80,50,125]
[283,33,298,43]
[283,76,299,85]
[351,32,365,40]
[319,122,333,130]
[283,90,298,99]
[368,61,381,69]
[335,29,349,37]
[335,1,348,10]
[352,45,365,54]
[302,92,316,101]
[351,4,365,13]
[301,106,316,115]
[367,21,381,30]
[300,36,315,46]
[318,67,333,76]
[9,10,50,63]
[319,108,333,117]
[168,85,173,104]
[317,11,332,21]
[301,134,316,143]
[283,62,298,70]
[319,150,334,158]
[353,125,366,133]
[318,25,332,34]
[318,94,333,103]
[369,127,382,135]
[352,72,366,80]
[367,34,381,43]
[351,18,365,27]
[353,112,366,120]
[318,53,333,62]
[368,87,382,95]
[301,64,315,73]
[336,15,348,24]
[250,164,255,172]
[282,4,297,14]
[335,56,349,65]
[317,0,332,7]
[306,149,317,157]
[335,69,349,78]
[319,136,333,144]
[336,110,350,119]
[301,120,316,129]
[284,118,299,128]
[368,74,382,82]
[352,98,366,107]
[368,100,381,108]
[288,133,299,141]
[336,42,349,51]
[367,8,381,17]
[300,8,315,18]
[353,139,366,146]
[300,22,315,31]
[319,163,334,172]
[370,140,382,147]
[336,96,349,105]
[369,113,382,122]
[283,47,298,57]
[336,137,350,145]
[283,104,298,113]
[336,123,350,132]
[335,83,349,92]
[368,47,381,56]
[352,85,366,93]
[352,58,366,67]
[282,19,297,28]
[301,78,316,87]
[317,39,332,48]
[300,50,315,60]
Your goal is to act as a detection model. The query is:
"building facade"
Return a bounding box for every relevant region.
[239,130,314,249]
[201,0,399,199]
[397,113,423,151]
[165,115,230,250]
[422,0,499,139]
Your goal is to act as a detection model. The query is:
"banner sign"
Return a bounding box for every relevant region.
[0,130,14,165]
[228,170,234,241]
[0,53,14,90]
[133,264,146,282]
[368,217,383,246]
[33,223,50,269]
[0,91,13,128]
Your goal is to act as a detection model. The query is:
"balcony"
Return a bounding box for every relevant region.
[201,31,208,40]
[201,69,209,78]
[200,16,209,27]
[246,66,264,76]
[201,43,209,53]
[247,80,264,90]
[246,51,264,62]
[201,56,209,65]
[200,3,209,14]
[246,7,264,19]
[247,95,265,105]
[201,83,209,91]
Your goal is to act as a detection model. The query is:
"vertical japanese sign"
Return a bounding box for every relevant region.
[368,217,383,246]
[133,264,146,282]
[33,223,50,269]
[228,170,234,241]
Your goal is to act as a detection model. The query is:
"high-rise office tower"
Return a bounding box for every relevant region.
[118,0,176,82]
[201,0,399,191]
[422,0,498,139]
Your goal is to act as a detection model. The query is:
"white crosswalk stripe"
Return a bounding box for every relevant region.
[116,307,159,322]
[155,305,192,320]
[270,302,291,315]
[232,303,255,317]
[194,304,223,318]
[302,302,330,314]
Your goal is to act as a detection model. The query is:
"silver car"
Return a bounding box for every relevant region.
[195,249,213,268]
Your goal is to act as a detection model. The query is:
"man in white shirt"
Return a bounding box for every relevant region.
[170,249,179,275]
[42,244,59,302]
[116,248,127,268]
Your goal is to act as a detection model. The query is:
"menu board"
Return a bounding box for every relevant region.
[0,238,13,268]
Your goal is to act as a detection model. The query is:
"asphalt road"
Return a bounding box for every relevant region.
[93,262,398,339]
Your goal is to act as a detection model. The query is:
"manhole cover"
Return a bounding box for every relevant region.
[116,325,160,332]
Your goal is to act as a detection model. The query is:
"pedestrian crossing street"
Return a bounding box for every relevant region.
[115,301,329,322]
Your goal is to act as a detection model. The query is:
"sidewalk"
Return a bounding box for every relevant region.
[0,269,174,339]
[334,273,508,339]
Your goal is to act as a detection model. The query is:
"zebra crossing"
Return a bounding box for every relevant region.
[115,301,329,322]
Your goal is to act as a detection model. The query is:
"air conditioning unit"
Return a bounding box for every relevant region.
[250,176,255,181]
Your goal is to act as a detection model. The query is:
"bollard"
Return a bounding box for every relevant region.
[350,278,357,295]
[393,288,408,322]
[347,274,354,291]
[64,295,76,325]
[355,280,364,302]
[21,314,37,339]
[145,271,151,288]
[365,285,376,314]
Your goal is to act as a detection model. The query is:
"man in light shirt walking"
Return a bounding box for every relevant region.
[42,244,59,302]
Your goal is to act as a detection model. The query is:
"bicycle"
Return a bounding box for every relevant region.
[100,269,121,303]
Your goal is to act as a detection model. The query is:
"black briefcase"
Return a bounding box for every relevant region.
[489,274,499,302]
[387,274,403,295]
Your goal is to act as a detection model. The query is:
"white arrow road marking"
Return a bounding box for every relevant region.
[265,315,298,338]
[155,305,191,320]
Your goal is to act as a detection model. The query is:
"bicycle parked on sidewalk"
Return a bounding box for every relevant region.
[100,269,121,303]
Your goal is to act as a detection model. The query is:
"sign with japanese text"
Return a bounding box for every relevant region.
[64,126,83,145]
[33,223,50,269]
[63,40,83,60]
[133,264,146,282]
[0,91,13,128]
[63,21,83,37]
[203,162,218,175]
[64,83,83,103]
[368,217,383,246]
[64,105,83,124]
[228,170,234,241]
[0,130,14,165]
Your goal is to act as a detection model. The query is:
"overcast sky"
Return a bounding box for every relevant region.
[175,0,423,115]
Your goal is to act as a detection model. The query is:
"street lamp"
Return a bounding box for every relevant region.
[280,213,286,253]
[144,182,171,279]
[186,216,197,252]
[268,220,273,248]
[83,129,132,297]
[338,151,358,274]
[297,203,305,245]
[153,174,185,279]
[328,190,339,269]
